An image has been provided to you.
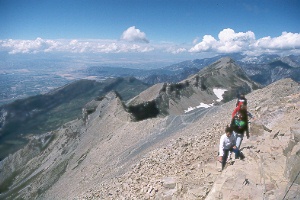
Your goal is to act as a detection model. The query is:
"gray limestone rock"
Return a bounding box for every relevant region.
[0,78,299,200]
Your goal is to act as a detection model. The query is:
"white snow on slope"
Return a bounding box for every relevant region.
[213,88,227,102]
[184,88,227,113]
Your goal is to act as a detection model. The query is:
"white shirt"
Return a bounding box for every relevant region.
[219,133,236,156]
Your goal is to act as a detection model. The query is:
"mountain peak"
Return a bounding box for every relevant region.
[125,57,260,117]
[83,91,133,124]
[219,56,234,63]
[203,57,239,72]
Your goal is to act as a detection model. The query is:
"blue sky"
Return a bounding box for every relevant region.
[1,0,300,67]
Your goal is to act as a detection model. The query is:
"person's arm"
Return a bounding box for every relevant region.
[247,111,254,119]
[230,118,236,130]
[218,135,225,162]
[219,135,224,157]
[245,114,250,138]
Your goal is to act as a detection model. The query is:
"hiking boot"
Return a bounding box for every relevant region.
[239,152,245,160]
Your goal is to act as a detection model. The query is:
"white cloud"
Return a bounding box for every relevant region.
[189,35,217,52]
[217,28,255,53]
[190,28,255,53]
[0,38,60,54]
[218,28,255,42]
[1,28,299,58]
[120,26,149,43]
[254,32,300,50]
[190,28,300,56]
[166,46,187,54]
[0,38,154,54]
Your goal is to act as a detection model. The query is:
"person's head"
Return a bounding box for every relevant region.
[240,104,247,110]
[225,126,233,137]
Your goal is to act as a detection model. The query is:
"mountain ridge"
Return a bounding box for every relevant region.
[1,78,299,199]
[0,56,299,199]
[127,57,260,116]
[0,77,150,160]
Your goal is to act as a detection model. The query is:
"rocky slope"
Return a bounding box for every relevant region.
[75,78,300,200]
[0,77,150,160]
[0,78,299,200]
[127,57,260,116]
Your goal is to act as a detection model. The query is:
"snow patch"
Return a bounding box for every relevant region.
[184,88,227,113]
[213,88,227,102]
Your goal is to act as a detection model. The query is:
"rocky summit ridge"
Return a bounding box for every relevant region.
[75,78,300,200]
[0,63,299,199]
[127,57,260,116]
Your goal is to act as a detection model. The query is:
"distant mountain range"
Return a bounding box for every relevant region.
[1,53,299,107]
[0,54,299,160]
[80,53,300,86]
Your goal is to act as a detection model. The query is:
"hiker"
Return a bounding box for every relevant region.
[230,110,249,153]
[236,93,247,107]
[232,104,254,120]
[232,102,244,118]
[218,126,240,170]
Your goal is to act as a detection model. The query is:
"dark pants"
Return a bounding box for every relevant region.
[222,148,240,170]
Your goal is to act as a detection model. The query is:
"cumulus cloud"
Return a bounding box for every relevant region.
[190,28,300,55]
[189,35,217,52]
[1,28,300,57]
[254,32,300,50]
[120,26,149,43]
[190,28,255,53]
[0,38,60,54]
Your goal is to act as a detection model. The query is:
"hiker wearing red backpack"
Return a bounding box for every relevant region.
[232,94,255,119]
[236,93,247,107]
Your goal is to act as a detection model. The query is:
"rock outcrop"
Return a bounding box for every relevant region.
[0,77,299,200]
[127,57,261,116]
[74,78,300,200]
